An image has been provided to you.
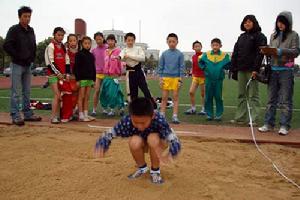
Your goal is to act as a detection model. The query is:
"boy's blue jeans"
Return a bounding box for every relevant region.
[10,63,33,120]
[264,70,294,129]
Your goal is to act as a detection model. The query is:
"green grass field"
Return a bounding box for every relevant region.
[0,77,299,128]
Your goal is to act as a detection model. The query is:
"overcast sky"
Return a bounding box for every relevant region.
[0,0,299,56]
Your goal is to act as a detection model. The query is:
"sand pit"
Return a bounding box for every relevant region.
[0,125,299,200]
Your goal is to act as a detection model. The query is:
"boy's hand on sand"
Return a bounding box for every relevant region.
[95,146,105,158]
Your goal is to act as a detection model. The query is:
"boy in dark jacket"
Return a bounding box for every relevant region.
[230,15,267,126]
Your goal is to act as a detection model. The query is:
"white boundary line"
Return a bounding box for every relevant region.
[0,96,300,111]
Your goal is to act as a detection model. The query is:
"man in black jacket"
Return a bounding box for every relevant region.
[3,6,41,126]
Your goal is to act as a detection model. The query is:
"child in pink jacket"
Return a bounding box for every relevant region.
[100,34,124,116]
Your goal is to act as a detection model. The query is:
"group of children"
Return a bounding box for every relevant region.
[44,27,231,124]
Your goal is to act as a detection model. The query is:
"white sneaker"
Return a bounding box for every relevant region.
[278,126,289,136]
[258,124,273,132]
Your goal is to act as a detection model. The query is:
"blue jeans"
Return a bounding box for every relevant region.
[10,63,33,120]
[264,70,294,129]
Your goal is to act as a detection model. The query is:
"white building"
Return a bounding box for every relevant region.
[92,29,160,60]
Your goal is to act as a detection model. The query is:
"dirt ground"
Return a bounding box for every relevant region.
[0,124,299,200]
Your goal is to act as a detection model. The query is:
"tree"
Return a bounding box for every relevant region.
[184,60,192,75]
[35,37,52,67]
[145,54,158,71]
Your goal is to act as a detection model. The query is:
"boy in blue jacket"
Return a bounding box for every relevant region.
[158,33,184,124]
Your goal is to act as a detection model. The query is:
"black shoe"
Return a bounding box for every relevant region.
[12,118,25,126]
[24,115,42,122]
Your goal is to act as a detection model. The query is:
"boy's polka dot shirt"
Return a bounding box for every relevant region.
[113,112,172,139]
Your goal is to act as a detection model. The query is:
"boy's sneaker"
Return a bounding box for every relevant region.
[172,116,180,124]
[150,172,164,184]
[87,115,95,121]
[206,116,213,121]
[12,117,25,126]
[184,108,196,115]
[215,116,222,121]
[278,126,289,136]
[102,109,108,115]
[61,118,69,123]
[107,110,115,117]
[198,109,206,115]
[79,116,91,122]
[258,124,273,132]
[248,122,258,127]
[128,167,149,179]
[51,117,60,124]
[90,111,97,117]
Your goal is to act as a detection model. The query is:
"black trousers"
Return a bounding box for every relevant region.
[126,67,157,108]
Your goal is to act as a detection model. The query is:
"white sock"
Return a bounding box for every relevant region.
[79,112,84,119]
[201,106,205,111]
[173,114,178,118]
[191,106,196,111]
[84,110,88,117]
[150,168,160,174]
[92,108,96,113]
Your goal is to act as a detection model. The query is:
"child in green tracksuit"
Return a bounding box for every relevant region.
[198,38,231,121]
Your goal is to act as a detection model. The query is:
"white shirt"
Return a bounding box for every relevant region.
[45,42,70,75]
[120,45,145,68]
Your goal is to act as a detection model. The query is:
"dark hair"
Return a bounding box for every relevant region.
[53,27,65,35]
[211,38,222,45]
[81,36,92,44]
[125,32,136,40]
[274,15,291,42]
[240,15,262,33]
[193,40,202,48]
[106,34,117,42]
[167,33,178,40]
[129,97,154,117]
[18,6,32,17]
[94,32,104,39]
[67,34,77,42]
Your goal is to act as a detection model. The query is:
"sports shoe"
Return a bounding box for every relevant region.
[278,126,289,136]
[90,111,97,117]
[230,120,246,125]
[150,172,164,184]
[215,116,222,121]
[198,110,206,115]
[206,116,213,121]
[128,166,149,179]
[102,109,108,115]
[51,117,60,124]
[248,122,258,127]
[61,118,70,123]
[107,110,115,117]
[258,124,273,132]
[172,116,180,124]
[79,116,92,122]
[184,108,196,115]
[87,115,96,121]
[24,115,42,122]
[12,117,25,126]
